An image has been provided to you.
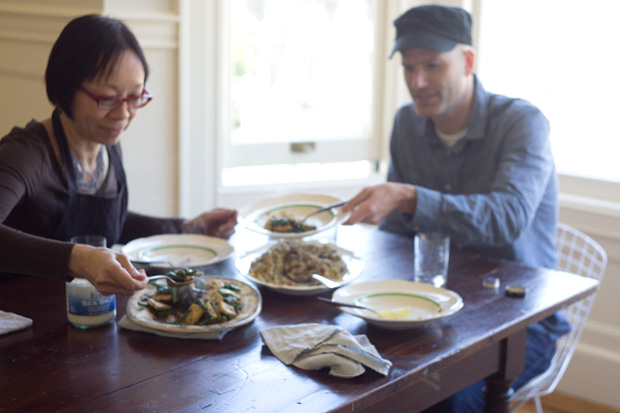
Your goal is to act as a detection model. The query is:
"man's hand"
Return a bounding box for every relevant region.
[342,183,417,225]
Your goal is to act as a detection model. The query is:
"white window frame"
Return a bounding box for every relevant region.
[217,0,392,169]
[222,0,381,168]
[178,0,413,216]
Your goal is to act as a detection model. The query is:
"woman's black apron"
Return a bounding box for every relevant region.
[51,109,128,246]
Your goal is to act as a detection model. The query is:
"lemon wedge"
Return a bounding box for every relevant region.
[376,306,410,320]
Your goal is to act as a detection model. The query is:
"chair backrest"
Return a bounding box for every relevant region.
[511,223,608,404]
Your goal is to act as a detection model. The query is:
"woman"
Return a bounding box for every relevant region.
[0,15,237,296]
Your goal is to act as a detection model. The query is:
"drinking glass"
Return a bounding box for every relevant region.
[414,232,450,288]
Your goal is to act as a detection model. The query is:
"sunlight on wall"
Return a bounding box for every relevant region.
[478,0,620,183]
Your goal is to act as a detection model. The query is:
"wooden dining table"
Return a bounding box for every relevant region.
[0,224,599,413]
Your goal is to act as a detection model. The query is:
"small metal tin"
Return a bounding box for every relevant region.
[505,285,527,298]
[482,276,500,289]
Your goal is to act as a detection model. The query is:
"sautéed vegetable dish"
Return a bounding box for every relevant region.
[139,269,243,326]
[264,217,317,233]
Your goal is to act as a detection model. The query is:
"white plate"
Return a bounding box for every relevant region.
[332,280,463,330]
[126,276,261,333]
[122,234,234,269]
[235,241,365,296]
[238,193,348,239]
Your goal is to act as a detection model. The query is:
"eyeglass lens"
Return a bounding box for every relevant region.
[99,95,150,110]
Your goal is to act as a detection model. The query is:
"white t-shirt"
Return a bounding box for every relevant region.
[436,127,467,148]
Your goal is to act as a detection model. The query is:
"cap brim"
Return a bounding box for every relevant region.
[390,32,457,58]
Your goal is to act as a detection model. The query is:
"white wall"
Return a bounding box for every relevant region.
[0,0,180,217]
[0,0,618,408]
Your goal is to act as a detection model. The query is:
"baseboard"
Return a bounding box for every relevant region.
[557,321,620,409]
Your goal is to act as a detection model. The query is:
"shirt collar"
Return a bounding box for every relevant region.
[463,74,487,141]
[422,74,488,148]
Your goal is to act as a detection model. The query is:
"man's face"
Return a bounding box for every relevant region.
[401,46,472,121]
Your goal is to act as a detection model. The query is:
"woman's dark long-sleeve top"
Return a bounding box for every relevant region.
[0,119,184,281]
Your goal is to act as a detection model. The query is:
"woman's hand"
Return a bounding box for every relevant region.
[181,208,238,239]
[68,244,148,296]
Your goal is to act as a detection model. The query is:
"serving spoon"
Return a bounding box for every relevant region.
[132,259,173,267]
[131,258,192,268]
[147,275,197,286]
[311,273,345,289]
[300,200,348,223]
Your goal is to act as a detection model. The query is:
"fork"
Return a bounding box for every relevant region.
[317,297,378,314]
[300,200,348,223]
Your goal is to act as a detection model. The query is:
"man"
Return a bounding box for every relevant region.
[342,4,570,412]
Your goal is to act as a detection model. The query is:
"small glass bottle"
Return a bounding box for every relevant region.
[66,278,116,329]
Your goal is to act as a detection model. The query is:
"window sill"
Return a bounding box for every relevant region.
[217,171,385,207]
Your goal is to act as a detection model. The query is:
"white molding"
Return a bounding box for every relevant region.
[110,13,179,51]
[575,342,620,364]
[0,31,62,44]
[0,8,179,48]
[177,0,219,217]
[583,320,620,345]
[0,8,76,45]
[559,174,620,204]
[217,171,385,207]
[559,338,620,408]
[0,68,43,80]
[102,13,180,22]
[0,4,99,18]
[559,202,620,243]
[559,193,620,219]
[215,0,230,209]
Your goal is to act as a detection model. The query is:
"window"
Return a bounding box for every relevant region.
[179,1,619,215]
[222,0,384,186]
[477,0,620,186]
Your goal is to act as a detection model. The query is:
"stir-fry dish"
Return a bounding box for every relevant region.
[264,216,317,233]
[139,270,244,325]
[162,267,201,283]
[249,240,347,286]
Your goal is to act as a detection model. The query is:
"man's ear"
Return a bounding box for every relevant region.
[463,47,476,76]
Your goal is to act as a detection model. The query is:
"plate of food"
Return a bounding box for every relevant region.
[122,234,234,269]
[126,273,261,333]
[238,193,349,239]
[235,239,365,296]
[331,280,463,330]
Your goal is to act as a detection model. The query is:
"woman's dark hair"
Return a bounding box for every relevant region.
[45,14,149,118]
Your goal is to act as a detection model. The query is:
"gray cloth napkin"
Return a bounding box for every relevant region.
[260,323,392,378]
[0,310,33,335]
[118,315,229,340]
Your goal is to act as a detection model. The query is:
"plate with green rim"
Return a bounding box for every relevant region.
[235,240,365,296]
[122,234,234,269]
[331,280,464,329]
[126,275,261,334]
[238,193,349,239]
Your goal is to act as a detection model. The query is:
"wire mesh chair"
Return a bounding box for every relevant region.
[510,223,608,412]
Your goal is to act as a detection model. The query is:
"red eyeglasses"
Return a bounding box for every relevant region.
[78,86,153,110]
